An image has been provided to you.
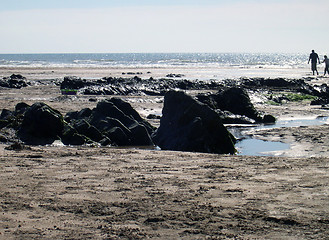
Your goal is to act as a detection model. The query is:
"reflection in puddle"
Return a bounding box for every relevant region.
[230,116,328,156]
[235,139,289,156]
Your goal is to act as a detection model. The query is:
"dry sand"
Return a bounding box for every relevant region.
[1,68,329,239]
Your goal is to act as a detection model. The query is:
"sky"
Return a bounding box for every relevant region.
[0,0,328,53]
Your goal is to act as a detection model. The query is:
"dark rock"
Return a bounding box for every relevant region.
[241,78,296,88]
[317,84,329,99]
[147,114,161,120]
[10,74,25,80]
[152,91,236,154]
[78,108,93,119]
[15,102,30,116]
[108,98,155,134]
[197,87,267,123]
[129,123,153,146]
[63,98,155,146]
[92,101,137,128]
[82,87,104,95]
[166,73,185,78]
[65,108,92,122]
[17,103,64,145]
[0,133,8,142]
[1,74,29,89]
[105,126,130,146]
[310,98,329,106]
[0,103,31,129]
[90,99,154,146]
[1,97,155,147]
[61,124,88,145]
[0,109,14,120]
[71,119,104,142]
[99,137,112,146]
[262,114,276,123]
[60,76,93,90]
[216,87,262,121]
[240,78,320,97]
[61,76,223,97]
[5,142,31,151]
[0,119,10,129]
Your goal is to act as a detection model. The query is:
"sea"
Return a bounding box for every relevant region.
[0,53,318,80]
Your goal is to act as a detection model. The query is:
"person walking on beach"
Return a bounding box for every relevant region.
[308,50,320,75]
[323,55,329,76]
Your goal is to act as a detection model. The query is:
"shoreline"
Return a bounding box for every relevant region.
[0,65,320,81]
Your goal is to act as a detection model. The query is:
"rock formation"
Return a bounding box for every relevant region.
[152,91,236,154]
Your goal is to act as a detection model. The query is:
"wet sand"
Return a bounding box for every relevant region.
[1,69,329,239]
[0,65,317,81]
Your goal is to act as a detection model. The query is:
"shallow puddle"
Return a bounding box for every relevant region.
[235,139,289,156]
[258,116,329,130]
[231,116,328,156]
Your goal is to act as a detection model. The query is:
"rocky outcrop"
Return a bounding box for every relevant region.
[1,98,156,147]
[64,98,155,146]
[0,74,29,89]
[60,76,222,96]
[240,77,323,97]
[17,103,64,145]
[197,87,275,123]
[238,78,329,107]
[152,91,236,154]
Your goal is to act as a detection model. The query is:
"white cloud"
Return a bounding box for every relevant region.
[0,1,328,53]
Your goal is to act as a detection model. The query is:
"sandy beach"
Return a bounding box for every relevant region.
[0,65,313,81]
[1,67,329,239]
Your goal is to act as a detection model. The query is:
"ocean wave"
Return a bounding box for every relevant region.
[0,53,310,70]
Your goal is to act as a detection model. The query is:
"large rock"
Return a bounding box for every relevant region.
[215,87,262,121]
[89,99,154,146]
[152,91,236,154]
[17,103,64,145]
[197,87,275,123]
[64,98,155,146]
[0,74,29,89]
[107,98,154,135]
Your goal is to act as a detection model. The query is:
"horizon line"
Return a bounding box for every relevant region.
[0,51,308,55]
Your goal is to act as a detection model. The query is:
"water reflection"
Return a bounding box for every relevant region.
[235,139,289,156]
[229,116,328,156]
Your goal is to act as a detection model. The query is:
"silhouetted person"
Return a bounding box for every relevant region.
[323,55,329,76]
[308,50,320,75]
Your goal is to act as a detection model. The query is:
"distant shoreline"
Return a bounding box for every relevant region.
[0,65,314,81]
